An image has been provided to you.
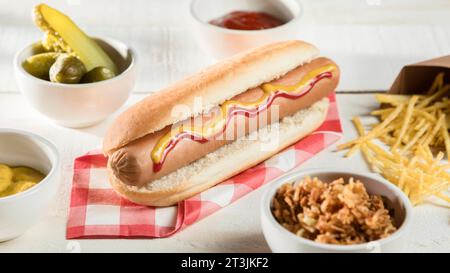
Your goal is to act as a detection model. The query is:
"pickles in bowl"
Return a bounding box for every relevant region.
[21,4,118,84]
[14,4,136,128]
[14,37,136,128]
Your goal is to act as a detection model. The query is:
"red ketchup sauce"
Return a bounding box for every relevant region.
[152,71,333,172]
[209,11,285,30]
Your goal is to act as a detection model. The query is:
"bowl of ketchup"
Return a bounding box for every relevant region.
[189,0,303,59]
[209,11,286,31]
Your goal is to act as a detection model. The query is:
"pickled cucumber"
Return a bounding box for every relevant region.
[33,4,117,74]
[49,54,86,84]
[12,166,45,183]
[22,52,61,80]
[81,67,115,83]
[31,43,49,55]
[0,164,13,192]
[42,31,65,52]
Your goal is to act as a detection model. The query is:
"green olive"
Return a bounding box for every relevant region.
[81,67,116,83]
[49,54,86,84]
[22,52,61,80]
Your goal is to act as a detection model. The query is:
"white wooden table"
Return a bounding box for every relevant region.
[0,0,449,252]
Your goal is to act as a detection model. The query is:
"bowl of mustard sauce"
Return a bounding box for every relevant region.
[0,129,59,241]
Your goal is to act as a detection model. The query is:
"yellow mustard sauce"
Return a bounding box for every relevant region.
[151,64,336,171]
[0,164,45,198]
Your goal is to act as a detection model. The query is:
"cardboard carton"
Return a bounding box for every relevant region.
[389,55,450,95]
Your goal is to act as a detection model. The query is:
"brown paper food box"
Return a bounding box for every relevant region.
[389,55,450,95]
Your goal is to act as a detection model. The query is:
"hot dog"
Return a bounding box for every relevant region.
[103,40,340,206]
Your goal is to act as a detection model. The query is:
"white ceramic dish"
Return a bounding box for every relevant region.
[261,169,413,253]
[13,37,136,128]
[189,0,303,59]
[0,129,60,242]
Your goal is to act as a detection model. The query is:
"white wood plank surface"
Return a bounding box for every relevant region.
[0,0,449,93]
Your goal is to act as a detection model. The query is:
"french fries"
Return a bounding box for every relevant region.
[338,73,450,205]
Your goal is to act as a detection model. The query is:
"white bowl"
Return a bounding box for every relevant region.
[189,0,303,59]
[13,37,136,128]
[0,129,60,242]
[261,169,413,253]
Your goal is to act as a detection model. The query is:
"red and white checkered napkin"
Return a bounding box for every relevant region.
[66,93,342,239]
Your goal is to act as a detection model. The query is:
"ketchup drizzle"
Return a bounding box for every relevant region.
[152,71,332,172]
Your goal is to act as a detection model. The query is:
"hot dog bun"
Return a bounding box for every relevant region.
[109,57,339,188]
[104,40,340,206]
[107,97,329,206]
[103,40,319,154]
